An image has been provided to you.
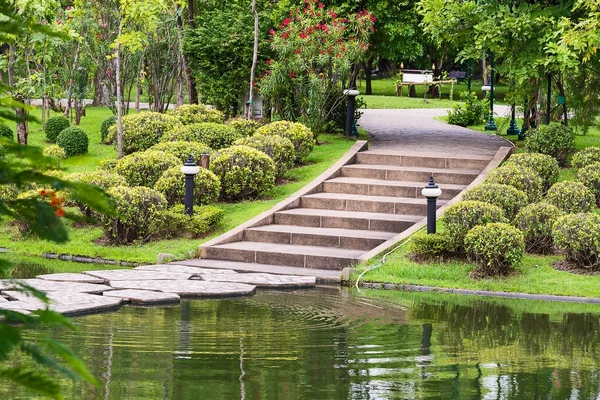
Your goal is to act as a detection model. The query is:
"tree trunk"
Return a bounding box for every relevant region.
[93,69,106,106]
[116,22,124,159]
[247,0,259,119]
[362,57,374,95]
[9,45,27,144]
[556,74,568,126]
[135,52,144,112]
[177,3,197,105]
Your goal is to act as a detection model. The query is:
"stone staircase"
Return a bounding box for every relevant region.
[184,143,511,281]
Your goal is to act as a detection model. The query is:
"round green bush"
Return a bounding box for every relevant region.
[572,147,600,169]
[576,162,600,207]
[162,123,239,150]
[233,134,295,179]
[227,118,261,137]
[504,152,559,193]
[552,213,600,268]
[210,145,276,200]
[514,202,563,254]
[465,222,525,276]
[485,164,543,203]
[56,127,89,157]
[524,123,575,166]
[68,170,128,216]
[0,124,14,141]
[409,232,454,261]
[154,166,220,206]
[256,121,315,162]
[45,116,70,143]
[440,200,507,249]
[99,159,118,172]
[115,150,180,188]
[171,104,225,124]
[0,144,4,159]
[149,141,213,163]
[100,186,167,244]
[545,181,595,214]
[462,183,528,220]
[42,144,67,160]
[100,115,117,144]
[107,112,181,155]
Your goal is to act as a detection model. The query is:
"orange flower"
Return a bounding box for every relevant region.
[39,189,47,197]
[55,208,64,217]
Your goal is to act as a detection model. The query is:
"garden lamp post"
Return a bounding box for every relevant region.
[421,175,442,234]
[344,88,360,138]
[180,155,200,215]
[484,52,497,131]
[507,103,520,136]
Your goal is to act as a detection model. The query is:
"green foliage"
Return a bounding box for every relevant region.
[552,213,600,268]
[462,183,528,220]
[56,127,89,157]
[161,123,240,150]
[115,150,180,188]
[256,121,315,162]
[107,112,181,155]
[100,115,117,144]
[514,202,563,254]
[409,232,454,261]
[485,165,543,203]
[210,145,276,200]
[576,162,600,207]
[98,159,118,172]
[227,118,261,137]
[504,153,559,194]
[149,141,213,164]
[154,166,220,206]
[0,124,14,141]
[171,104,225,124]
[159,204,224,238]
[447,92,489,127]
[441,200,507,250]
[465,223,525,276]
[546,181,595,214]
[525,123,575,166]
[234,134,295,179]
[44,116,70,144]
[571,147,600,169]
[42,145,67,160]
[68,170,127,217]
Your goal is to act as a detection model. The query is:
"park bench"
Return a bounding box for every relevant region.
[395,69,457,100]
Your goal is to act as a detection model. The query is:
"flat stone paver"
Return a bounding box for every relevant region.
[108,280,256,298]
[197,273,316,288]
[0,279,113,294]
[37,273,106,284]
[134,264,237,275]
[103,289,181,305]
[83,269,192,281]
[2,291,124,315]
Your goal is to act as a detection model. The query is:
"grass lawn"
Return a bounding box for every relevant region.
[360,95,458,109]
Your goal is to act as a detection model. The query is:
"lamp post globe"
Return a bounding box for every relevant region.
[180,155,200,215]
[421,175,442,234]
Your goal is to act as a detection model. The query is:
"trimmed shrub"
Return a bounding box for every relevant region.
[447,91,489,127]
[115,150,180,188]
[42,144,67,160]
[100,115,117,144]
[256,121,314,162]
[0,144,4,159]
[45,116,70,143]
[0,124,14,141]
[465,223,525,276]
[107,112,181,155]
[149,141,213,163]
[227,118,261,137]
[552,213,600,268]
[161,122,240,150]
[100,186,167,244]
[234,134,295,179]
[524,123,575,166]
[210,145,276,200]
[99,159,118,172]
[56,127,89,157]
[409,232,454,261]
[576,162,600,207]
[514,202,562,254]
[68,170,128,216]
[462,183,528,220]
[171,104,225,124]
[159,204,224,238]
[485,165,543,203]
[546,181,595,214]
[0,184,18,200]
[441,200,507,250]
[154,166,220,206]
[504,153,559,193]
[572,147,600,169]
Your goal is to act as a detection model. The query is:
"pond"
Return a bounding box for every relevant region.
[2,281,600,399]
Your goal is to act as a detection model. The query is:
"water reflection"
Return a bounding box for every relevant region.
[1,287,600,399]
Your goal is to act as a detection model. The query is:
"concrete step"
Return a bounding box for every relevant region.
[341,164,480,185]
[274,208,422,233]
[355,150,492,170]
[203,241,364,270]
[322,177,464,200]
[300,192,447,216]
[244,224,395,251]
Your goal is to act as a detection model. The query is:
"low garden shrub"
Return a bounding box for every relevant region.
[0,144,4,159]
[159,204,224,238]
[504,153,559,194]
[227,118,261,137]
[162,123,240,150]
[576,162,600,207]
[115,150,180,188]
[56,127,89,157]
[514,202,562,254]
[99,159,117,172]
[485,165,543,203]
[149,141,213,163]
[545,181,595,214]
[107,112,180,155]
[524,123,575,166]
[447,91,489,127]
[234,134,295,179]
[171,104,225,124]
[154,166,220,206]
[210,145,276,200]
[571,147,600,169]
[409,232,454,261]
[465,222,525,277]
[100,115,117,144]
[552,213,600,269]
[256,121,314,162]
[68,170,128,216]
[45,116,70,143]
[462,183,528,220]
[42,145,67,160]
[0,124,14,141]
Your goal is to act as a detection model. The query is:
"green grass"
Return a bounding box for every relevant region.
[360,95,458,109]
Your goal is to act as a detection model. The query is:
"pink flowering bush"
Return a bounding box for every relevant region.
[259,0,374,137]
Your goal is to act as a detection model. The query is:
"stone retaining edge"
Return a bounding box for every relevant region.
[0,248,137,267]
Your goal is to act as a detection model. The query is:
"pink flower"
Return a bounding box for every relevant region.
[269,28,276,36]
[318,3,324,8]
[66,6,71,10]
[295,49,301,54]
[300,32,307,39]
[282,17,292,26]
[289,71,296,78]
[101,23,107,28]
[281,32,289,39]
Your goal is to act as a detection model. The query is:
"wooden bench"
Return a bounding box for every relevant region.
[395,69,456,100]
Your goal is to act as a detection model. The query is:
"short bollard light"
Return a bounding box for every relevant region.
[421,175,442,234]
[343,88,360,138]
[180,155,200,215]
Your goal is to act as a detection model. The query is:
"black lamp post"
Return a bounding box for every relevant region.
[344,88,360,138]
[421,175,442,234]
[484,52,497,131]
[180,155,200,215]
[507,103,520,136]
